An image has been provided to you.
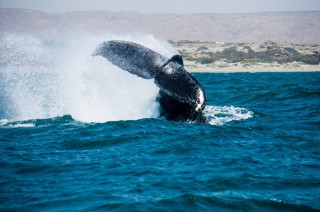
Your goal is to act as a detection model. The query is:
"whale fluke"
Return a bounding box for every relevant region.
[93,40,207,123]
[93,40,167,79]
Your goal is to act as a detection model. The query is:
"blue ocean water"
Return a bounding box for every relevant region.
[0,33,320,211]
[1,71,319,211]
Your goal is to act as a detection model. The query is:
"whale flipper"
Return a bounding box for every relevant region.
[93,40,207,123]
[93,40,167,79]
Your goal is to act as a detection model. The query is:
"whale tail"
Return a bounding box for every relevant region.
[93,40,167,79]
[93,40,207,123]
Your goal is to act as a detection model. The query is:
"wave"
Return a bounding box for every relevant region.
[92,192,318,211]
[0,105,254,128]
[150,193,318,211]
[0,115,74,128]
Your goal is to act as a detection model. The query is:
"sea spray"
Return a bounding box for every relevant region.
[0,32,177,122]
[0,32,254,125]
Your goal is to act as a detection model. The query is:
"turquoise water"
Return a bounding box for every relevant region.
[1,72,319,211]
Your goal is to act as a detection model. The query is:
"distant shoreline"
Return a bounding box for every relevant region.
[173,41,320,73]
[186,62,320,73]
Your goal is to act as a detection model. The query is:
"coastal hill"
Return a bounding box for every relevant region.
[172,41,319,72]
[0,8,319,44]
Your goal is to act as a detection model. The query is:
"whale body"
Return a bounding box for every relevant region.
[93,40,207,123]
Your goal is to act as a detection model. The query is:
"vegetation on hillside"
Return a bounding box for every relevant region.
[176,41,320,65]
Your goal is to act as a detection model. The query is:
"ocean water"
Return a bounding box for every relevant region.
[0,33,320,211]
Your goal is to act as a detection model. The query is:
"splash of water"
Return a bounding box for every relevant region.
[0,32,176,123]
[204,106,254,126]
[0,32,253,125]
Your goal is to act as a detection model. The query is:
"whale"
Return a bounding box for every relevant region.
[93,40,207,123]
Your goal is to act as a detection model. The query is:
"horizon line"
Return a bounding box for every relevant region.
[1,7,319,15]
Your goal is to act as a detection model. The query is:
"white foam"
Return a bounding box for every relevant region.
[204,105,254,126]
[0,119,35,128]
[10,123,36,128]
[0,119,9,126]
[0,32,177,123]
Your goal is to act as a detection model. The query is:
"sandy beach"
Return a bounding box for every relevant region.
[185,61,320,73]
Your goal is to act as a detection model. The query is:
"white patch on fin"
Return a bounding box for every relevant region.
[195,88,205,112]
